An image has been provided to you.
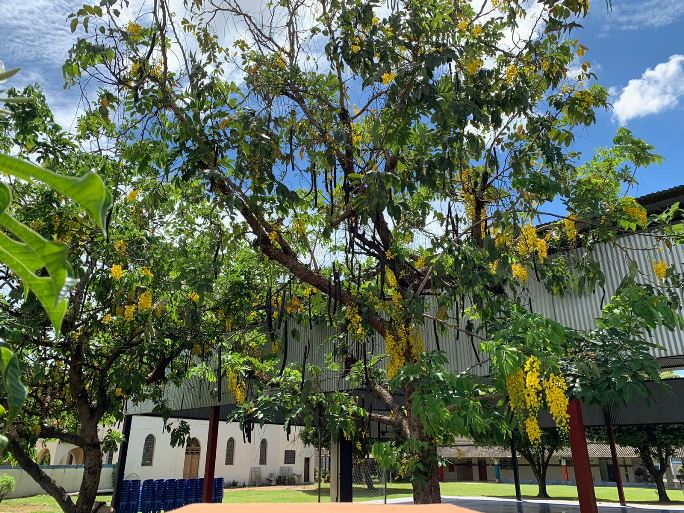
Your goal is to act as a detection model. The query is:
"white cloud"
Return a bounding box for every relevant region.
[612,55,684,125]
[601,0,684,31]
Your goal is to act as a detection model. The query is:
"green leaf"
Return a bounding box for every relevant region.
[0,154,112,234]
[0,342,26,421]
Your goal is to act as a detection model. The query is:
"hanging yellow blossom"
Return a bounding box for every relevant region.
[188,291,200,302]
[127,189,139,202]
[268,230,279,243]
[141,267,154,278]
[381,71,395,85]
[351,44,361,54]
[124,304,136,321]
[524,356,542,412]
[115,388,123,397]
[564,215,577,244]
[511,263,528,284]
[114,240,127,255]
[457,19,469,32]
[488,260,499,275]
[506,369,526,412]
[464,58,483,75]
[416,255,426,270]
[103,314,113,324]
[536,238,548,263]
[525,416,542,445]
[126,21,142,38]
[543,373,570,431]
[345,304,365,338]
[471,25,483,37]
[228,370,246,404]
[505,65,518,84]
[622,200,648,226]
[653,260,667,281]
[385,332,403,379]
[111,264,124,280]
[138,290,153,311]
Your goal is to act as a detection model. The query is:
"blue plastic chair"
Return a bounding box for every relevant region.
[140,480,154,513]
[116,480,129,513]
[174,479,187,509]
[212,478,224,503]
[195,479,204,503]
[163,479,176,511]
[127,480,141,513]
[153,480,165,513]
[185,479,196,504]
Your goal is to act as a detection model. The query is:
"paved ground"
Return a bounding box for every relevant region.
[383,496,684,513]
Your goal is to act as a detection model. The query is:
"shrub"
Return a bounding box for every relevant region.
[0,474,16,502]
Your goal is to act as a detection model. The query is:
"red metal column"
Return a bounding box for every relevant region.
[202,405,220,503]
[568,399,598,513]
[604,407,626,506]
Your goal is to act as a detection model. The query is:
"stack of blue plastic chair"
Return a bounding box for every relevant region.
[140,480,154,513]
[127,480,141,513]
[184,479,197,504]
[195,479,204,503]
[116,480,130,513]
[174,479,187,509]
[163,479,177,511]
[153,480,165,513]
[212,478,224,503]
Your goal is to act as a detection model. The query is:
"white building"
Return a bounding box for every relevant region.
[35,416,316,489]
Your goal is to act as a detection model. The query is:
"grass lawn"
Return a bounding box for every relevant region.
[3,482,683,513]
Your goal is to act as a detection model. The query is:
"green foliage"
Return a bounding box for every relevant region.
[0,474,16,502]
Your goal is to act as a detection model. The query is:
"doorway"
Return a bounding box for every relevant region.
[304,457,311,483]
[183,438,201,479]
[477,459,488,481]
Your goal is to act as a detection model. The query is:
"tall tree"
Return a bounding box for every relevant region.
[64,0,684,503]
[588,425,684,503]
[0,87,244,513]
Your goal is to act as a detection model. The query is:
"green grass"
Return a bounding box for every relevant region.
[3,482,683,513]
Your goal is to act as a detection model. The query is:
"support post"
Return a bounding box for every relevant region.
[603,407,626,506]
[111,414,132,509]
[511,433,521,501]
[569,399,598,513]
[339,436,353,502]
[202,405,220,503]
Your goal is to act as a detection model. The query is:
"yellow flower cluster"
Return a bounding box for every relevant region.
[385,324,424,378]
[114,240,127,255]
[564,215,577,245]
[188,291,200,302]
[505,65,518,84]
[525,417,542,445]
[543,373,569,430]
[228,370,246,404]
[138,290,153,311]
[511,263,528,284]
[127,21,142,38]
[623,201,648,226]
[653,260,667,281]
[464,58,483,75]
[345,304,365,338]
[127,189,139,202]
[141,267,154,278]
[285,296,303,314]
[381,71,395,85]
[124,304,136,321]
[517,225,547,262]
[524,356,542,412]
[506,369,526,412]
[111,264,124,280]
[385,332,403,379]
[103,314,112,324]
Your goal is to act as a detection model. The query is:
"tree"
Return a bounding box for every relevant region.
[588,425,684,503]
[0,86,248,513]
[63,0,684,504]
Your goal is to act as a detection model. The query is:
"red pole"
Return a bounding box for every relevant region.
[603,407,626,506]
[568,399,598,513]
[202,405,220,502]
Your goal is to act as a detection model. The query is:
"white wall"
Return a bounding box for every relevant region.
[122,416,316,486]
[0,465,115,499]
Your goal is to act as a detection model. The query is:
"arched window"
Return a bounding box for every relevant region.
[141,434,155,466]
[225,437,235,465]
[259,439,267,466]
[37,448,51,465]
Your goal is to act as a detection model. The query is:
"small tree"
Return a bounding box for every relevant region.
[0,474,16,502]
[589,425,684,503]
[513,428,566,498]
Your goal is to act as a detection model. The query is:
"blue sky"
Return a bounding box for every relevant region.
[1,0,683,197]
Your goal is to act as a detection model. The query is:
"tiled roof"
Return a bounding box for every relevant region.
[439,438,684,459]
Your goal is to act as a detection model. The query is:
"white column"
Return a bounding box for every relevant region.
[329,439,339,502]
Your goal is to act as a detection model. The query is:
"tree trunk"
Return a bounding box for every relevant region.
[7,434,77,513]
[74,419,104,513]
[411,443,441,504]
[640,452,670,503]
